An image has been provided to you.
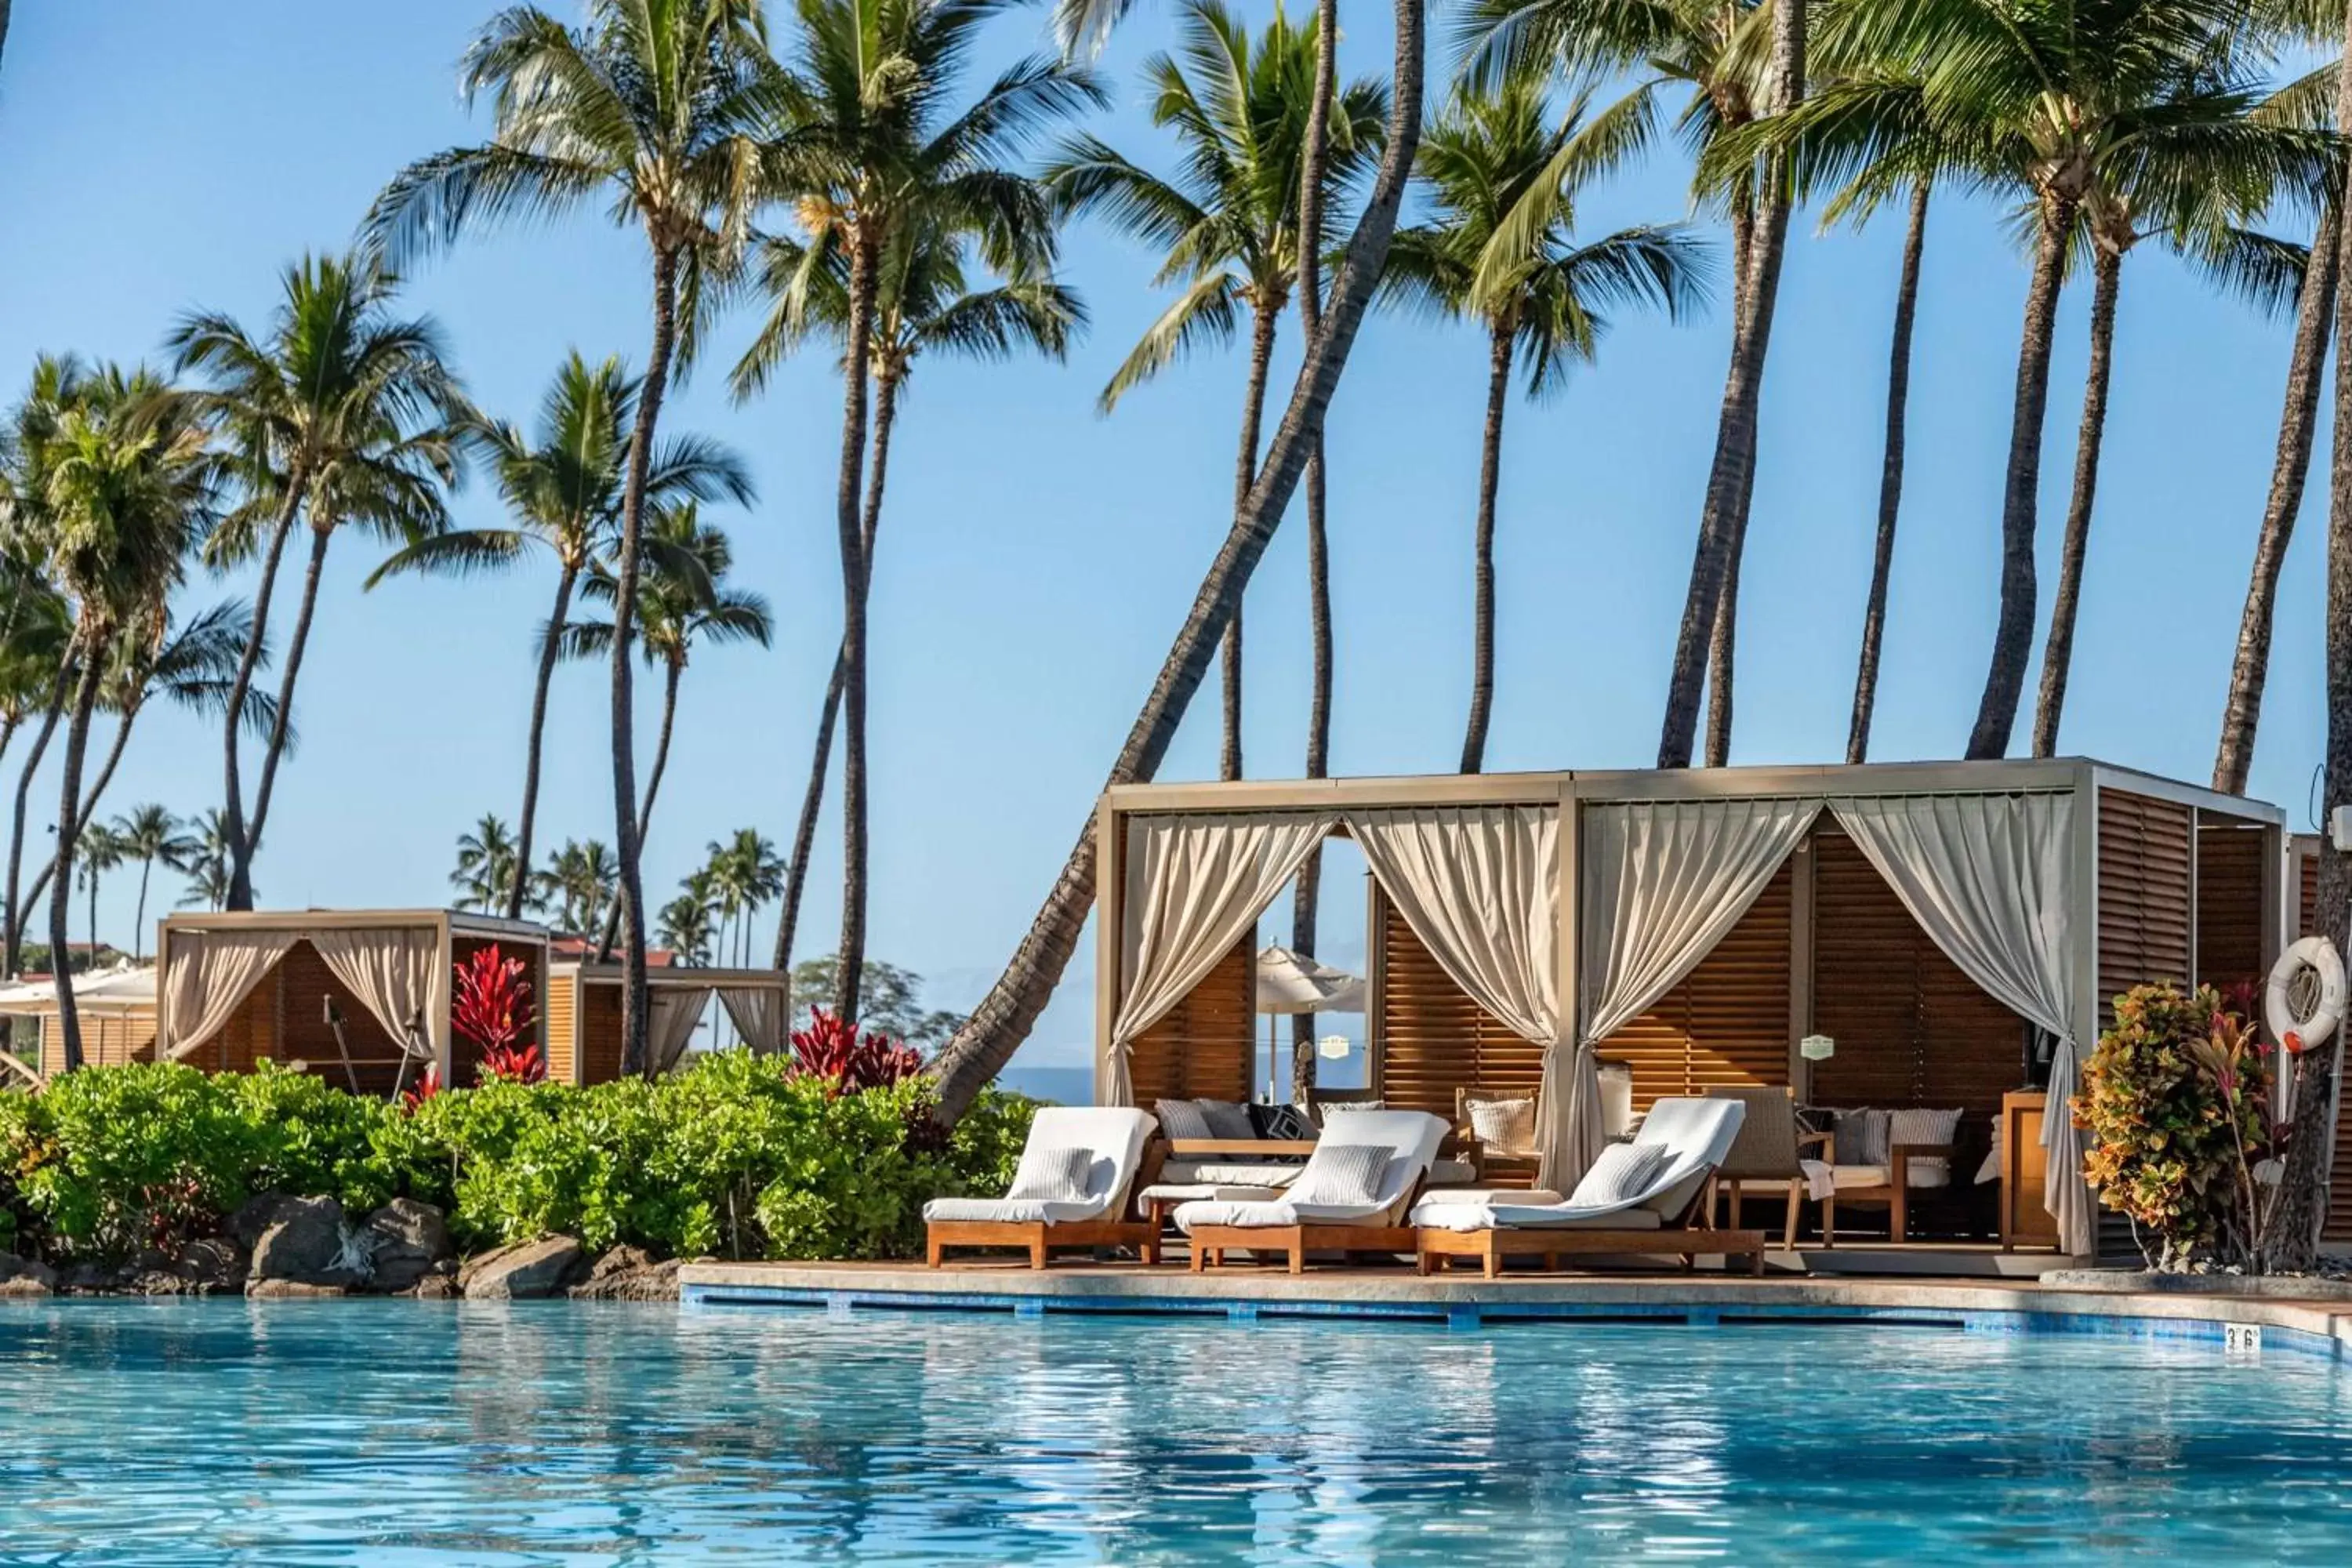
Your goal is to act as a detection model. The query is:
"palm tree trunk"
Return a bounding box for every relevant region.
[926,0,1428,1122]
[507,561,579,920]
[49,641,103,1071]
[1849,180,1932,764]
[2216,199,2343,795]
[2031,242,2124,758]
[2281,24,2352,1271]
[1967,194,2075,759]
[1222,306,1281,783]
[1700,187,1759,770]
[134,857,152,961]
[224,477,307,912]
[612,249,682,1076]
[1657,0,1805,769]
[87,858,98,956]
[1462,321,1514,774]
[3,659,68,975]
[21,698,147,921]
[772,371,900,980]
[830,234,880,1027]
[244,521,331,871]
[639,657,683,840]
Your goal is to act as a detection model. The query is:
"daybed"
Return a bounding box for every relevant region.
[924,1107,1162,1268]
[1171,1109,1450,1275]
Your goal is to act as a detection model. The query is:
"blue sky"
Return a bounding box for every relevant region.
[0,2,2335,1076]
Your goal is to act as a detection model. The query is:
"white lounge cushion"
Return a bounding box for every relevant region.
[922,1105,1156,1225]
[1568,1142,1668,1207]
[1174,1110,1447,1234]
[1409,1098,1746,1232]
[1415,1202,1664,1233]
[1138,1183,1287,1205]
[1414,1187,1565,1207]
[1158,1161,1305,1188]
[1800,1160,1955,1201]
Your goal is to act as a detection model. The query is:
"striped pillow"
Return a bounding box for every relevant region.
[1007,1146,1096,1204]
[1568,1142,1668,1207]
[1154,1099,1214,1141]
[1287,1142,1394,1207]
[1888,1106,1962,1185]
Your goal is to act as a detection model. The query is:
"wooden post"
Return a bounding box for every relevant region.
[1093,797,1121,1105]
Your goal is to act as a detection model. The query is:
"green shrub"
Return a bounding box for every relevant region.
[0,1054,1034,1265]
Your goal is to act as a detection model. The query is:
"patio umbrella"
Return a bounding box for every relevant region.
[0,966,158,1018]
[1255,946,1365,1099]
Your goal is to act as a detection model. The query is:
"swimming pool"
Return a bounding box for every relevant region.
[2,1299,2347,1563]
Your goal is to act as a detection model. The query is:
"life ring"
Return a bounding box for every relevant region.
[2266,936,2347,1055]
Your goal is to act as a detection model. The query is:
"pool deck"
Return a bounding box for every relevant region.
[679,1259,2352,1360]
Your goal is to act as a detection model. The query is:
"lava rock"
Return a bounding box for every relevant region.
[0,1252,56,1297]
[247,1197,361,1287]
[568,1245,682,1301]
[459,1236,585,1300]
[362,1200,452,1293]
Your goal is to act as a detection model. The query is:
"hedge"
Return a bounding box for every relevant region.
[0,1054,1033,1265]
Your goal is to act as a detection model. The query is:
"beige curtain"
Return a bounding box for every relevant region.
[307,926,442,1066]
[1108,811,1338,1105]
[1830,793,2088,1254]
[1346,805,1565,1179]
[1573,798,1821,1187]
[718,986,785,1056]
[650,987,713,1073]
[162,931,303,1061]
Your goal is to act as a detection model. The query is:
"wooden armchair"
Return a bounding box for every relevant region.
[1454,1086,1544,1188]
[1820,1141,1957,1244]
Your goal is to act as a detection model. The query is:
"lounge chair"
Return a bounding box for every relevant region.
[1172,1109,1450,1275]
[924,1107,1162,1268]
[1412,1097,1766,1278]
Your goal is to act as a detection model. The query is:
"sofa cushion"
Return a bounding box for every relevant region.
[1154,1099,1214,1141]
[1196,1099,1260,1141]
[1830,1108,1889,1167]
[1250,1102,1317,1142]
[1887,1107,1963,1183]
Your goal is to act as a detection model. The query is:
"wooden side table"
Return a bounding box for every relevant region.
[2000,1091,2061,1250]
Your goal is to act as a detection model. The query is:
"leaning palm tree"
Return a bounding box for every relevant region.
[1384,74,1705,774]
[735,207,1082,980]
[368,352,753,918]
[169,252,467,910]
[759,0,1102,1024]
[366,0,778,1074]
[450,814,524,914]
[924,0,1432,1120]
[111,803,197,960]
[1047,0,1384,786]
[36,368,215,1066]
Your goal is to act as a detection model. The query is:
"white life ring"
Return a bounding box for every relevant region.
[2265,936,2347,1055]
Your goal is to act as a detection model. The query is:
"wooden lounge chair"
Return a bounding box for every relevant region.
[1413,1098,1766,1278]
[924,1107,1163,1268]
[1173,1110,1450,1275]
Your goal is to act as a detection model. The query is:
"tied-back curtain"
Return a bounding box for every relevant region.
[649,988,713,1074]
[1830,792,2088,1254]
[162,931,303,1061]
[1345,805,1564,1181]
[718,987,784,1056]
[307,927,441,1065]
[1107,811,1338,1105]
[1573,799,1822,1186]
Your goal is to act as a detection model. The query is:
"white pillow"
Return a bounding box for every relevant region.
[1568,1142,1668,1208]
[1286,1143,1393,1207]
[1006,1145,1095,1204]
[1154,1099,1214,1141]
[1465,1095,1537,1156]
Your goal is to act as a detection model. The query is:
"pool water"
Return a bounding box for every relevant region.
[2,1301,2347,1563]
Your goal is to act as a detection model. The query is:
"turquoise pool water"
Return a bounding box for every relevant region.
[2,1300,2347,1563]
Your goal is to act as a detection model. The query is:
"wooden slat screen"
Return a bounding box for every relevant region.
[1809,829,2027,1116]
[545,972,579,1086]
[2300,847,2321,935]
[1599,862,1793,1109]
[2096,789,2193,1025]
[1124,936,1254,1107]
[579,982,625,1084]
[2195,823,2267,995]
[1374,891,1541,1118]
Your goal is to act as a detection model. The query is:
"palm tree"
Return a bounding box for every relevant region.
[367,0,778,1075]
[924,0,1431,1120]
[1384,74,1705,774]
[368,353,753,917]
[35,367,215,1066]
[1047,0,1384,786]
[761,0,1103,1025]
[74,822,125,957]
[657,880,716,966]
[735,209,1082,979]
[111,804,197,960]
[535,838,619,936]
[176,808,236,912]
[450,814,524,913]
[169,252,467,909]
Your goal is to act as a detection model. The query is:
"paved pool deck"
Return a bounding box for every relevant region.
[678,1258,2352,1361]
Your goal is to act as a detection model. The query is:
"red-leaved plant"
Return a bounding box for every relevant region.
[789,1007,924,1096]
[454,946,543,1085]
[402,1062,443,1112]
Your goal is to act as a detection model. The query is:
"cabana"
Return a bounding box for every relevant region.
[0,967,159,1080]
[545,961,792,1083]
[1092,759,2294,1264]
[154,909,551,1094]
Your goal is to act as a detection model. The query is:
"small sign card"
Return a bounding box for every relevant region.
[1800,1035,1836,1062]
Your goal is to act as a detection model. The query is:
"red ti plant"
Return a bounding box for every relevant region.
[789,1007,924,1096]
[454,946,543,1084]
[402,1062,444,1112]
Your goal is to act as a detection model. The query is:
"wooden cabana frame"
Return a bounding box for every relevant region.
[548,961,793,1084]
[1092,759,2292,1262]
[155,909,550,1091]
